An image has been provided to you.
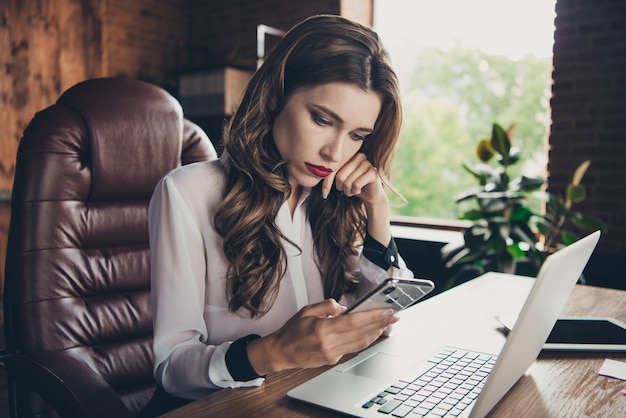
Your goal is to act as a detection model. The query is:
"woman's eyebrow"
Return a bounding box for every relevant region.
[312,104,374,133]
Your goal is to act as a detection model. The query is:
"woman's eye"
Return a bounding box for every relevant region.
[350,132,367,141]
[312,112,331,126]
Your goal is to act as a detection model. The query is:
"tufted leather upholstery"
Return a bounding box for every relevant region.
[3,78,217,417]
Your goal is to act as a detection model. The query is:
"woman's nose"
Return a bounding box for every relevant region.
[322,136,344,163]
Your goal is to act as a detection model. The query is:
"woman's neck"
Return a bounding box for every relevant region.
[287,184,303,219]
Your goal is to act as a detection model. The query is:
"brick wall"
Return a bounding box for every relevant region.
[185,0,341,70]
[549,0,626,260]
[103,0,188,92]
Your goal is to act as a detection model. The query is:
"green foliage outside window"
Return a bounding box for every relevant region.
[390,43,552,219]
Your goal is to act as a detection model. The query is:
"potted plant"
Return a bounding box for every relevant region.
[441,122,607,287]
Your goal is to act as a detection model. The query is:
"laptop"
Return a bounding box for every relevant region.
[287,230,601,418]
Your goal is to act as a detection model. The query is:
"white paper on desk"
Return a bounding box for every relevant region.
[598,359,626,380]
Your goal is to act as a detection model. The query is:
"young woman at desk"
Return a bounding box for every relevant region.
[142,14,413,416]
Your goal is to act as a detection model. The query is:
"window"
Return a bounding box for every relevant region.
[374,0,556,220]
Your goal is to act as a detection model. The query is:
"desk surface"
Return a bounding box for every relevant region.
[162,274,626,418]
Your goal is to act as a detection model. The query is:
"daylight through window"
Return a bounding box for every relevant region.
[374,0,557,220]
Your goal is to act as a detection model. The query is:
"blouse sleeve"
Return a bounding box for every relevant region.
[350,234,414,303]
[148,174,264,399]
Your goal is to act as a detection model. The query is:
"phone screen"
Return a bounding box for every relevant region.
[344,278,435,314]
[547,319,626,345]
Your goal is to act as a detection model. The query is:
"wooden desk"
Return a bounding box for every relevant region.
[161,273,626,418]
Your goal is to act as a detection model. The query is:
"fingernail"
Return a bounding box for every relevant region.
[382,309,395,317]
[322,189,328,199]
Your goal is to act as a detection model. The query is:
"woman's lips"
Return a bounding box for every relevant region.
[305,163,333,178]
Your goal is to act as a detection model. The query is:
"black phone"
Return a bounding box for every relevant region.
[543,317,626,351]
[496,315,626,351]
[344,277,435,314]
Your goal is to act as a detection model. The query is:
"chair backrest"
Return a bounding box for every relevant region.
[3,77,217,417]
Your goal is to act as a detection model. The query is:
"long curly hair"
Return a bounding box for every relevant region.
[214,14,403,317]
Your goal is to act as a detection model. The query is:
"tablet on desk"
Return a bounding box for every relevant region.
[496,316,626,351]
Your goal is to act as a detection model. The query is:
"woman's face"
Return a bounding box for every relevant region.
[273,82,383,192]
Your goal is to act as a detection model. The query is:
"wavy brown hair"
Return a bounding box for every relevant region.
[214,15,403,317]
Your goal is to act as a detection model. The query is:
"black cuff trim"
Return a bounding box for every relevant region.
[225,334,265,381]
[363,234,400,270]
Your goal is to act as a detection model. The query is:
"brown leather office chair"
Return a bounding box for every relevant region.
[2,77,217,417]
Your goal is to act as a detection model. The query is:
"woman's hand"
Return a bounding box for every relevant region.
[247,299,399,375]
[322,152,386,208]
[322,152,392,247]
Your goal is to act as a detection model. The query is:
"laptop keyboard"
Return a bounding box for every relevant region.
[361,347,497,417]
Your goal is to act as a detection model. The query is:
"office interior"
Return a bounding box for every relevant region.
[0,0,625,416]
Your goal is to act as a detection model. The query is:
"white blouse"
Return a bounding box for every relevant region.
[148,157,413,399]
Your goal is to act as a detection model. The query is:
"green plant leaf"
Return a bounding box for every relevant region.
[532,190,550,201]
[485,230,507,252]
[490,123,511,159]
[444,247,484,268]
[512,224,539,249]
[561,231,579,245]
[463,162,496,177]
[508,146,521,165]
[571,160,591,186]
[511,175,544,192]
[440,240,466,262]
[570,213,608,232]
[464,225,490,249]
[477,194,507,213]
[506,242,525,259]
[510,205,532,221]
[454,187,482,203]
[476,139,494,162]
[535,218,556,236]
[493,168,508,190]
[547,194,569,216]
[460,209,483,221]
[566,184,586,204]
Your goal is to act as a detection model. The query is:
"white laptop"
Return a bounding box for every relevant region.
[287,230,601,418]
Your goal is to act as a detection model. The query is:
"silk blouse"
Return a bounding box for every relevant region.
[148,156,413,399]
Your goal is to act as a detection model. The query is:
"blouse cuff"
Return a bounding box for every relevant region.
[363,233,401,270]
[225,334,266,381]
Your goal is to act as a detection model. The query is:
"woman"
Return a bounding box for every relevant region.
[143,14,413,415]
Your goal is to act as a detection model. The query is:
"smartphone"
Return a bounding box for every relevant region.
[344,277,435,314]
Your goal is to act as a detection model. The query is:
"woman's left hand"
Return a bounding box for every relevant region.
[322,152,387,208]
[322,152,392,249]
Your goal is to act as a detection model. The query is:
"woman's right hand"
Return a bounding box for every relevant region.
[246,299,399,375]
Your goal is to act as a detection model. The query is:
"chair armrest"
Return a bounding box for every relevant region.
[3,350,134,418]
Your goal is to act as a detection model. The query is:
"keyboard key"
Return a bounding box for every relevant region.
[413,406,432,416]
[430,407,450,416]
[391,404,414,417]
[411,394,427,403]
[420,400,439,410]
[378,399,403,414]
[385,386,402,395]
[449,407,465,416]
[404,398,419,408]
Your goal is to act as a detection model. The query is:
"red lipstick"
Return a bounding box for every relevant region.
[305,163,332,178]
